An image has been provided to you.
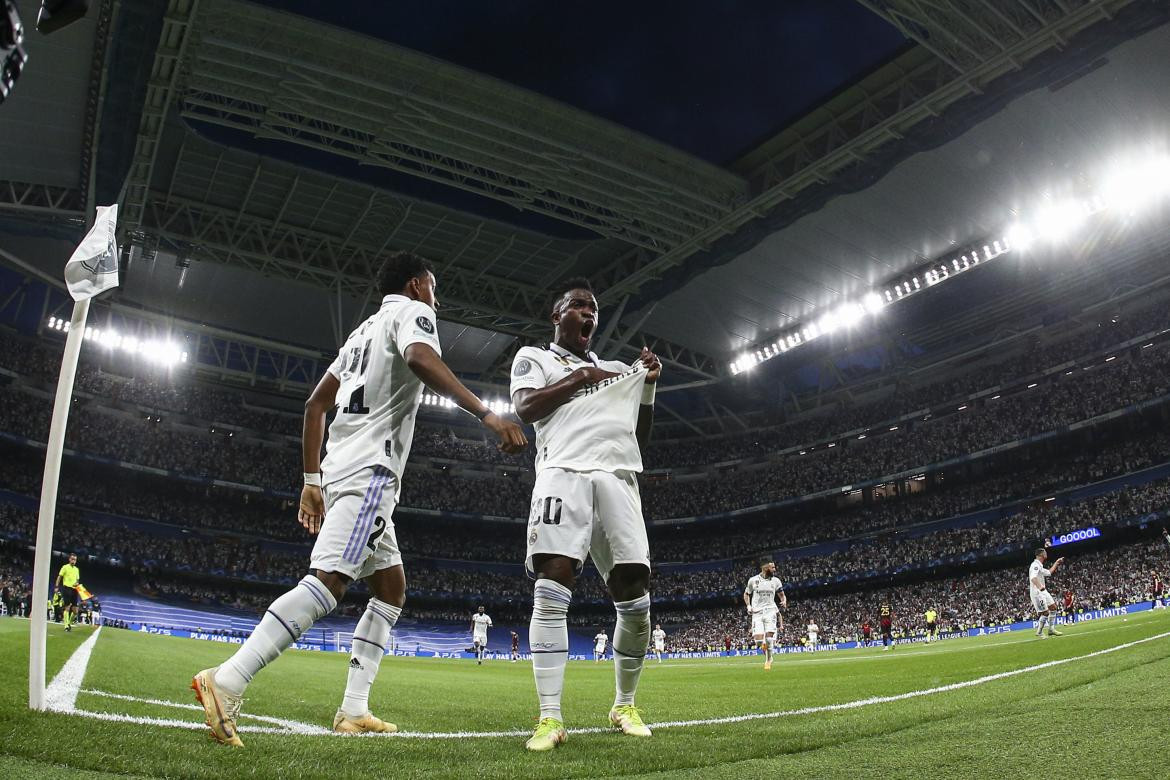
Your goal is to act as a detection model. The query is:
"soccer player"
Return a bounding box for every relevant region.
[924,608,938,643]
[191,252,526,747]
[510,278,661,751]
[54,553,80,632]
[1062,589,1076,620]
[1029,548,1065,638]
[594,629,609,663]
[861,619,872,647]
[511,631,521,662]
[806,619,819,650]
[1151,571,1165,609]
[651,623,666,663]
[880,603,893,650]
[471,606,493,665]
[744,560,786,670]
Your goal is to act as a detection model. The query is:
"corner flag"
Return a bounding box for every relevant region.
[63,204,119,301]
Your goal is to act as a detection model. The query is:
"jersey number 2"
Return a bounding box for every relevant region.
[365,516,387,552]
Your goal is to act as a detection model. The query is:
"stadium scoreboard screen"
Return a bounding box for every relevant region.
[1049,526,1102,547]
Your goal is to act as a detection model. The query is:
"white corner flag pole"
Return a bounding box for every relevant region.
[28,297,91,710]
[29,204,119,711]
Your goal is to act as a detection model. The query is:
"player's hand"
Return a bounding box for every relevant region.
[298,484,326,535]
[1055,557,1065,565]
[639,347,662,384]
[482,412,527,454]
[570,366,620,387]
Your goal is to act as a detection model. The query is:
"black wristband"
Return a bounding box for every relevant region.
[475,407,491,421]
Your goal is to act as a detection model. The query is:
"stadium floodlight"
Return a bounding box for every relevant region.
[862,292,885,314]
[1003,222,1035,252]
[1100,153,1170,216]
[837,302,865,329]
[1032,199,1087,243]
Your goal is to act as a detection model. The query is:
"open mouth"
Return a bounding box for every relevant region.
[580,320,595,341]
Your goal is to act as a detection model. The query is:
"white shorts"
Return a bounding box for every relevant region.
[808,634,818,644]
[595,647,606,655]
[1031,589,1056,612]
[311,465,402,580]
[473,634,487,646]
[752,611,778,636]
[654,642,665,652]
[525,468,649,580]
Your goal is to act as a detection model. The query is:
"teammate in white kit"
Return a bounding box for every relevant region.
[594,630,609,662]
[744,560,786,670]
[806,621,819,649]
[510,278,661,751]
[471,606,493,665]
[651,624,666,663]
[191,253,526,746]
[1029,547,1065,638]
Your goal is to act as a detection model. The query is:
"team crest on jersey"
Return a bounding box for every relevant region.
[529,531,538,545]
[514,359,532,377]
[415,315,435,334]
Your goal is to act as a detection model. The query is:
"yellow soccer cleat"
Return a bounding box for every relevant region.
[191,667,244,747]
[333,710,398,734]
[609,705,652,737]
[525,717,568,752]
[764,660,772,671]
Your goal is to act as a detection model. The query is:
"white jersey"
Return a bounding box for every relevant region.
[1028,559,1052,597]
[472,613,492,638]
[807,623,819,637]
[745,574,783,615]
[510,343,648,474]
[652,628,666,646]
[321,294,442,489]
[594,632,608,652]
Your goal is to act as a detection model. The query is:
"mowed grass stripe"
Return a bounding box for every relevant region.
[1,611,1168,779]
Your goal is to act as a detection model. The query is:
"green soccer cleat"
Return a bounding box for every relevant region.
[525,717,567,752]
[609,705,652,737]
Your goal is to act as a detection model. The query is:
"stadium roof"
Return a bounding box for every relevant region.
[1,0,1168,400]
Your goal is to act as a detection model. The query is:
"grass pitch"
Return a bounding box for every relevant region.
[1,612,1169,778]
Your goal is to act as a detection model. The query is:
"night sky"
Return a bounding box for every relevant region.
[253,0,908,164]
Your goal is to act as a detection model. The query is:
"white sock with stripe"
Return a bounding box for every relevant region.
[612,593,650,708]
[215,575,336,697]
[530,579,572,722]
[341,597,401,718]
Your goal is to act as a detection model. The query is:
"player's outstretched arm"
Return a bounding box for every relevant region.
[635,346,661,450]
[404,343,527,453]
[300,371,340,535]
[511,365,619,424]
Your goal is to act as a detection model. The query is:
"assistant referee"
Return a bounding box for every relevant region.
[54,553,81,632]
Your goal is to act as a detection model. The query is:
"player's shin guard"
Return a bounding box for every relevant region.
[341,597,401,718]
[766,635,776,660]
[216,575,337,696]
[531,580,572,722]
[612,593,651,708]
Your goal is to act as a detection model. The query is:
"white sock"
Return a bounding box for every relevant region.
[612,593,650,708]
[1037,615,1047,634]
[530,579,571,722]
[216,575,336,696]
[341,598,401,718]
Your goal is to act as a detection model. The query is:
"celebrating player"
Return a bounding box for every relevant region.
[511,631,521,662]
[861,619,872,647]
[594,629,610,663]
[806,619,819,650]
[880,603,893,650]
[1151,570,1165,609]
[651,623,666,663]
[924,607,938,643]
[1029,547,1065,638]
[510,278,660,751]
[471,606,493,665]
[53,553,80,633]
[191,252,527,747]
[744,560,786,670]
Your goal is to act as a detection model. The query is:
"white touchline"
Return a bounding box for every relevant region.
[51,627,1170,740]
[45,626,102,713]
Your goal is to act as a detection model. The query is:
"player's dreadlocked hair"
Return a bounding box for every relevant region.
[548,277,594,317]
[377,251,435,297]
